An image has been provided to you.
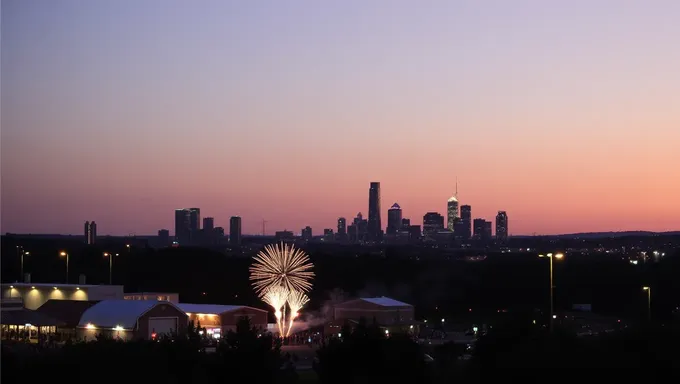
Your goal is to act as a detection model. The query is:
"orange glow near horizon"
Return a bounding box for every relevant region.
[1,1,678,236]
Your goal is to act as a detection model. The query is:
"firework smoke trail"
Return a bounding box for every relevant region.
[249,242,314,296]
[285,289,310,337]
[262,285,289,337]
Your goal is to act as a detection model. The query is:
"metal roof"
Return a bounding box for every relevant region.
[78,300,172,329]
[0,308,65,327]
[36,300,99,328]
[360,297,413,307]
[177,303,254,315]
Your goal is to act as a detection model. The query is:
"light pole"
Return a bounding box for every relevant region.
[539,252,564,331]
[17,247,30,282]
[642,286,651,321]
[104,253,118,284]
[60,251,69,283]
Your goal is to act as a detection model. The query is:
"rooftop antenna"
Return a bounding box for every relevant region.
[455,176,458,199]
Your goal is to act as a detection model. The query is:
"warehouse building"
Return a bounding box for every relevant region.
[77,300,187,341]
[1,283,124,310]
[124,292,179,303]
[1,299,63,341]
[178,303,268,338]
[327,297,417,336]
[36,300,99,340]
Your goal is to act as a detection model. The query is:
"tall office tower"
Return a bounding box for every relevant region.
[386,203,403,235]
[84,221,97,244]
[174,209,191,244]
[401,218,411,229]
[422,212,445,235]
[496,211,509,243]
[301,226,313,241]
[229,216,242,246]
[447,179,460,230]
[203,217,215,231]
[483,221,493,242]
[460,205,472,240]
[367,182,382,241]
[337,217,347,235]
[473,218,486,240]
[188,208,201,232]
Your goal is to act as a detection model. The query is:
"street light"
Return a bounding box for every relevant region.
[642,286,651,321]
[539,252,564,331]
[59,251,69,283]
[103,253,118,284]
[17,247,30,282]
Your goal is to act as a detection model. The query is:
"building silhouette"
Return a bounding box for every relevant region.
[229,216,242,246]
[84,221,97,245]
[174,209,191,244]
[203,217,214,232]
[348,212,368,243]
[337,217,346,235]
[301,226,313,241]
[460,205,472,240]
[386,203,403,235]
[423,212,445,235]
[496,211,509,243]
[157,229,170,247]
[473,218,486,240]
[367,182,382,241]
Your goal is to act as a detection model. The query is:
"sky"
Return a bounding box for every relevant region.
[2,0,679,236]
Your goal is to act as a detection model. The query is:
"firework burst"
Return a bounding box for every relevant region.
[285,290,310,337]
[250,242,314,295]
[262,285,289,335]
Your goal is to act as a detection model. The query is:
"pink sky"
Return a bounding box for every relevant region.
[1,0,679,235]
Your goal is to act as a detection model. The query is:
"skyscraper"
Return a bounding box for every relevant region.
[473,218,486,240]
[174,209,191,244]
[496,211,509,243]
[386,203,403,235]
[301,226,312,241]
[337,217,346,235]
[460,205,472,240]
[189,208,201,232]
[229,216,242,246]
[84,221,97,245]
[423,212,445,235]
[447,181,460,231]
[367,182,382,241]
[203,217,214,231]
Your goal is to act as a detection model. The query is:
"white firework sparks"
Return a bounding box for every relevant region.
[250,242,314,296]
[262,285,289,336]
[285,289,310,337]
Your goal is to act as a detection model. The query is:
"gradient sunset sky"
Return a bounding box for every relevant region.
[2,0,679,236]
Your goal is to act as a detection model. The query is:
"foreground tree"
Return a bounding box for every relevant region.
[315,319,431,384]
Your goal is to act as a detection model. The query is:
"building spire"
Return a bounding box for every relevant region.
[455,176,458,198]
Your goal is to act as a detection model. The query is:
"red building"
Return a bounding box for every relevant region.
[178,303,268,339]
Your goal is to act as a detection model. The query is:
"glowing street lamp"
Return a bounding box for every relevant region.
[539,252,564,331]
[103,253,117,284]
[642,286,651,321]
[59,251,69,283]
[17,247,30,282]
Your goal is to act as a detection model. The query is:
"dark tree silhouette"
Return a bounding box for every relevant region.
[315,319,431,384]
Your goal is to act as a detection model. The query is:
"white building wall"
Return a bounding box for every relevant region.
[1,284,124,310]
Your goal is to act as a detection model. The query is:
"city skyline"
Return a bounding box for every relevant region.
[2,0,679,236]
